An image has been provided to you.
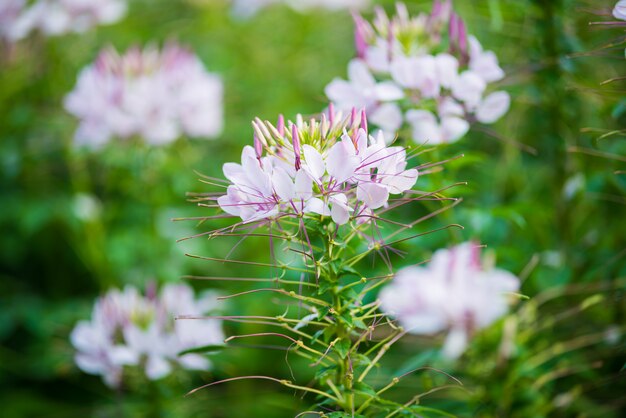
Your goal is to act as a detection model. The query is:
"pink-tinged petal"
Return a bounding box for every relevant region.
[222,162,244,183]
[475,91,510,124]
[357,183,389,209]
[302,144,325,180]
[405,110,442,144]
[374,81,405,101]
[294,170,313,200]
[331,204,350,225]
[242,207,279,223]
[217,189,241,217]
[272,167,295,201]
[327,142,359,183]
[325,79,356,105]
[369,103,403,133]
[435,53,459,89]
[145,355,171,380]
[614,0,626,20]
[469,50,505,83]
[109,345,140,366]
[438,97,465,117]
[441,116,470,143]
[385,168,418,194]
[75,353,108,375]
[348,58,376,88]
[304,198,331,216]
[451,71,486,108]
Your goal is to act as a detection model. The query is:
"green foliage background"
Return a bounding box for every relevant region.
[0,0,624,416]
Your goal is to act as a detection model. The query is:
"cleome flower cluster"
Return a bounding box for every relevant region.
[64,43,223,148]
[326,1,510,145]
[0,0,126,42]
[217,107,418,225]
[71,283,224,387]
[380,242,520,359]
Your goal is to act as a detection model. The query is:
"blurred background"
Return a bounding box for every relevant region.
[0,0,624,416]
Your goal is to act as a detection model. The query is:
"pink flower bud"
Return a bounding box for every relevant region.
[353,13,368,59]
[292,125,301,171]
[328,103,335,126]
[360,108,368,136]
[254,135,263,160]
[277,114,285,136]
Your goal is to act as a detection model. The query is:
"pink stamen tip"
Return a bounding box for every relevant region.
[328,103,335,126]
[458,18,468,56]
[277,114,285,136]
[350,107,358,127]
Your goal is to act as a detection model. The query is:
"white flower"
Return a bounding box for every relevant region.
[390,55,440,98]
[64,43,223,148]
[218,111,418,225]
[379,242,520,359]
[71,284,224,387]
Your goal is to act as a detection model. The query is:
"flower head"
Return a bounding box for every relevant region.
[217,109,418,225]
[379,242,520,358]
[64,43,223,148]
[327,2,510,145]
[71,283,224,387]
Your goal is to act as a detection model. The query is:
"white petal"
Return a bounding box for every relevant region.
[452,71,486,108]
[435,53,459,89]
[475,91,510,124]
[357,183,389,209]
[302,145,325,180]
[331,204,350,225]
[374,81,405,101]
[294,170,313,200]
[405,110,442,144]
[304,198,330,216]
[272,167,295,201]
[369,103,403,133]
[442,327,468,359]
[441,117,470,143]
[145,355,172,380]
[348,59,376,88]
[326,142,359,183]
[384,168,418,194]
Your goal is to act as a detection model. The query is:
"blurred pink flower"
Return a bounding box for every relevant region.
[64,43,223,148]
[1,0,126,40]
[327,2,510,146]
[71,284,224,387]
[379,242,520,359]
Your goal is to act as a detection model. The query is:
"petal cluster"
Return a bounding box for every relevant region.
[217,109,418,225]
[379,242,520,358]
[0,0,126,41]
[64,43,223,148]
[70,283,224,387]
[325,1,510,145]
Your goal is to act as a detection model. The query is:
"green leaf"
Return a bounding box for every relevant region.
[314,364,337,380]
[353,381,377,397]
[335,338,351,359]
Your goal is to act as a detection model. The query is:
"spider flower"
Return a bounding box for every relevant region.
[64,43,223,148]
[379,242,520,358]
[217,109,418,225]
[326,1,510,145]
[1,0,126,41]
[71,283,224,387]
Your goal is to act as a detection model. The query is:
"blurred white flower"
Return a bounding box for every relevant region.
[71,283,224,387]
[327,2,510,145]
[1,0,126,41]
[64,43,223,148]
[379,242,520,358]
[231,0,369,19]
